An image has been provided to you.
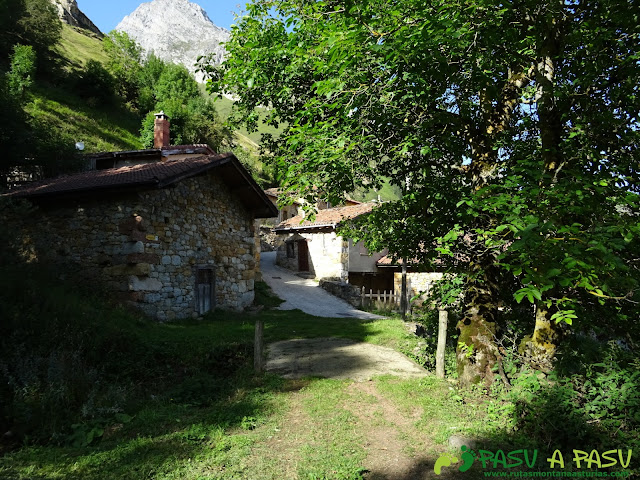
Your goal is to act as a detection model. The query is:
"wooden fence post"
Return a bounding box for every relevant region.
[435,309,448,379]
[254,319,264,373]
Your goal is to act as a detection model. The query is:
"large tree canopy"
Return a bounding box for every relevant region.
[206,0,640,384]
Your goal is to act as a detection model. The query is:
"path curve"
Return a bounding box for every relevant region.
[266,337,428,381]
[260,251,382,319]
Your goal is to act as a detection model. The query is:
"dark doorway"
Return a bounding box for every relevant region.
[196,266,215,314]
[297,240,309,271]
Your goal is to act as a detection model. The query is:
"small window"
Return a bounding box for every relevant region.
[286,242,295,258]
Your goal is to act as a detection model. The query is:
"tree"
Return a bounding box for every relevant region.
[138,53,166,113]
[18,0,61,56]
[0,0,61,61]
[0,0,26,58]
[207,0,640,385]
[6,44,35,99]
[103,30,142,106]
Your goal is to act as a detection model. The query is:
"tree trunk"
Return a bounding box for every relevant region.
[400,261,407,319]
[518,303,558,373]
[456,262,500,387]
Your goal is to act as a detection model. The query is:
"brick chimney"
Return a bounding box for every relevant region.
[153,111,170,148]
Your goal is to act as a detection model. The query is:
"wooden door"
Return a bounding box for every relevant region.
[297,240,309,271]
[196,267,215,314]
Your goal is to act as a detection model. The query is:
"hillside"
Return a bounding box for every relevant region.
[32,25,142,153]
[54,24,108,71]
[30,25,271,164]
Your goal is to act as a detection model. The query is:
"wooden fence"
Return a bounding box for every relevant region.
[361,288,410,310]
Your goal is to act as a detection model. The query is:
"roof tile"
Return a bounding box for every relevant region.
[275,202,375,230]
[4,154,233,198]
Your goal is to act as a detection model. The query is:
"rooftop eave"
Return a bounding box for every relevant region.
[274,222,338,233]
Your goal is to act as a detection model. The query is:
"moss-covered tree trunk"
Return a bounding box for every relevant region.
[457,260,500,387]
[519,303,559,373]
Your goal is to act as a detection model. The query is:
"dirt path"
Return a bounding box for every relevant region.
[249,378,452,480]
[345,382,433,480]
[258,337,472,479]
[265,337,428,381]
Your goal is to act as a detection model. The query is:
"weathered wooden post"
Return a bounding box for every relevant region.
[400,261,408,319]
[254,319,264,373]
[436,308,448,378]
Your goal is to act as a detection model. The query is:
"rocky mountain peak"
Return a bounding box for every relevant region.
[49,0,102,37]
[115,0,230,81]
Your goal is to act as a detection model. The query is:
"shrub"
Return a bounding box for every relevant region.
[500,345,640,454]
[75,60,115,106]
[6,44,36,99]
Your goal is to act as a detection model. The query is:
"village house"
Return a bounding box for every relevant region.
[2,113,277,321]
[273,202,445,309]
[273,203,393,291]
[260,188,363,251]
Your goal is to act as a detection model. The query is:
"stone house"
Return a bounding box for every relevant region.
[3,114,277,320]
[259,188,362,252]
[273,203,392,290]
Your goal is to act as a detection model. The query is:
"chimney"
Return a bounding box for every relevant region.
[153,111,170,148]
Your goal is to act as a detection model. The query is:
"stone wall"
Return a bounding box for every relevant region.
[319,279,362,307]
[393,271,443,306]
[8,171,257,320]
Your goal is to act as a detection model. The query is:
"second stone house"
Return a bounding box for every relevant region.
[273,203,392,291]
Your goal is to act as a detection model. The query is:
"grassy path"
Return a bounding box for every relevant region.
[0,307,497,479]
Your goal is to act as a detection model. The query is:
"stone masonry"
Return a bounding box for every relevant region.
[10,171,257,320]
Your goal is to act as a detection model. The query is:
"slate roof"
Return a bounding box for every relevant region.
[3,153,278,218]
[274,202,375,232]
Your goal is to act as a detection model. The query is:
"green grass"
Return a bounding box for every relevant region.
[26,85,142,153]
[0,299,502,479]
[53,25,108,72]
[0,260,510,479]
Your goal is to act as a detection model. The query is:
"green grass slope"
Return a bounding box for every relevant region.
[28,24,143,153]
[53,25,108,72]
[27,85,143,153]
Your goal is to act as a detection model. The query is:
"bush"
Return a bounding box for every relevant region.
[75,60,115,106]
[6,44,36,99]
[497,344,640,455]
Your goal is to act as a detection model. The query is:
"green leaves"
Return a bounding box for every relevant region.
[514,286,543,304]
[202,0,640,340]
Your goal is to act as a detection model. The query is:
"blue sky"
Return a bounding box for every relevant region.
[77,0,248,33]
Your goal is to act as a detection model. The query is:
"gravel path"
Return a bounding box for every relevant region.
[266,337,428,381]
[260,251,382,319]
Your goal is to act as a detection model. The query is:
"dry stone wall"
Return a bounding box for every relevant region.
[393,271,443,306]
[9,172,257,320]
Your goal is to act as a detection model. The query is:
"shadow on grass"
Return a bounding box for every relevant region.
[364,377,638,479]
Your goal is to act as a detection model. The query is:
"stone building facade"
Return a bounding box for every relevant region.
[277,230,350,280]
[4,153,277,320]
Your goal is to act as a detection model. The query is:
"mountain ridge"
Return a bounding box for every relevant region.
[115,0,229,80]
[49,0,102,37]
